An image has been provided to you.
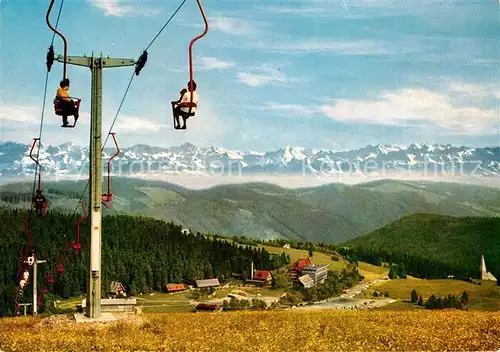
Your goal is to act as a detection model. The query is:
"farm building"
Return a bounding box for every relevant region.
[289,258,312,280]
[195,303,221,312]
[246,270,273,286]
[253,270,272,282]
[298,274,315,289]
[302,264,329,285]
[253,270,273,282]
[165,284,186,293]
[109,281,126,297]
[196,278,220,288]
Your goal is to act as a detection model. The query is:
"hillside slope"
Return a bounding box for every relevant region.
[0,209,287,316]
[340,214,500,279]
[1,178,499,243]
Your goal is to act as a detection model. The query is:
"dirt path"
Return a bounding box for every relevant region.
[295,274,394,310]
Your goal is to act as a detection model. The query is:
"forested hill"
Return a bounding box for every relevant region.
[2,178,500,244]
[0,208,289,316]
[339,214,500,280]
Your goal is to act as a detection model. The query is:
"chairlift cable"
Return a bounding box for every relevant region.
[145,0,188,51]
[50,0,65,45]
[70,71,135,216]
[70,0,188,215]
[29,0,67,218]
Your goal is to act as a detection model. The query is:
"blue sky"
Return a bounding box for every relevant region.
[0,0,498,152]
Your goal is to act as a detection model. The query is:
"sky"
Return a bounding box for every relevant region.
[0,0,499,152]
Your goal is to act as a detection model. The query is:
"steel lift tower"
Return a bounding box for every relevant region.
[55,53,135,318]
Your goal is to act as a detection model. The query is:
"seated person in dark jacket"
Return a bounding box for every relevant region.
[33,190,47,216]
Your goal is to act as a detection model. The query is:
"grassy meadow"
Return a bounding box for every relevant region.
[0,310,498,351]
[362,279,500,310]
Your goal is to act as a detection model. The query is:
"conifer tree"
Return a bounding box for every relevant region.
[388,265,397,279]
[410,288,418,303]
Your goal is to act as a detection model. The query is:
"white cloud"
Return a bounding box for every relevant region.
[0,103,89,127]
[447,81,499,100]
[473,59,497,65]
[114,116,167,133]
[320,88,498,134]
[209,16,256,36]
[0,104,39,124]
[264,103,317,116]
[199,57,235,70]
[88,0,159,17]
[270,39,401,55]
[263,6,327,14]
[237,65,298,87]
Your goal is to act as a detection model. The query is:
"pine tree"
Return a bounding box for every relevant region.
[460,291,469,309]
[410,288,418,303]
[425,294,437,309]
[417,295,424,306]
[399,263,407,279]
[388,265,397,279]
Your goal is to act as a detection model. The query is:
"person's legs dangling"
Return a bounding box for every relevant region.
[181,116,188,129]
[174,114,181,129]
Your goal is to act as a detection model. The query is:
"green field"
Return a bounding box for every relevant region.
[262,245,346,270]
[357,262,388,280]
[365,279,500,310]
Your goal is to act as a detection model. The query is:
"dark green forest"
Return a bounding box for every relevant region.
[339,214,500,280]
[0,208,289,316]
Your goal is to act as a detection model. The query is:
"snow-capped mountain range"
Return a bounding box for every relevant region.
[0,141,498,177]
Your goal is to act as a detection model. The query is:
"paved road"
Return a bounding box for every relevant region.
[295,274,395,310]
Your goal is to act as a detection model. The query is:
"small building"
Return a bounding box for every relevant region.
[301,264,328,285]
[289,258,312,280]
[195,303,221,312]
[165,284,186,293]
[253,270,272,282]
[196,278,220,288]
[109,281,126,297]
[81,298,136,313]
[298,274,315,289]
[246,270,273,286]
[481,254,497,282]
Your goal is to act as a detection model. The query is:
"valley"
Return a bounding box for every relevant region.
[1,178,499,243]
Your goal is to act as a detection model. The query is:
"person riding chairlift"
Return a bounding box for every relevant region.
[33,189,47,216]
[19,269,29,291]
[56,78,79,127]
[26,250,35,266]
[172,80,198,129]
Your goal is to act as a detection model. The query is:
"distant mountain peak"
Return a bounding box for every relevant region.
[0,141,498,178]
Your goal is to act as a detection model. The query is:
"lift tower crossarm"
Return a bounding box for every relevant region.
[54,53,136,319]
[55,55,136,68]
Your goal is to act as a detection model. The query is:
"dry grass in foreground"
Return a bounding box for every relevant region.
[0,310,498,351]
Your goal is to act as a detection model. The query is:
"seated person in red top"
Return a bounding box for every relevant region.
[33,190,47,216]
[56,78,79,127]
[171,81,198,129]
